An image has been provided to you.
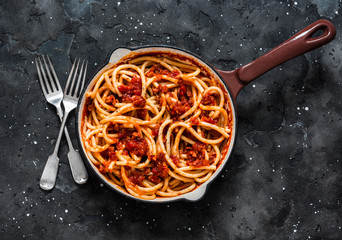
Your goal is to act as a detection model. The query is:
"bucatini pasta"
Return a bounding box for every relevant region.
[81,52,233,199]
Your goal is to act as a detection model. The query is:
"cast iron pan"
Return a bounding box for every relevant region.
[76,19,336,202]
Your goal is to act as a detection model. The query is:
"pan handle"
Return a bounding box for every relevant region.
[218,19,336,100]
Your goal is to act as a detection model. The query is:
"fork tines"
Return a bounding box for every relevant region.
[64,58,88,98]
[35,55,62,97]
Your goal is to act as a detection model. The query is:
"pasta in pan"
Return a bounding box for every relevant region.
[81,52,233,199]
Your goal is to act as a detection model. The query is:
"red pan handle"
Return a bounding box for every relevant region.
[218,19,336,100]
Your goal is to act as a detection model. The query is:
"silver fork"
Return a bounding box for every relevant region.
[36,56,88,190]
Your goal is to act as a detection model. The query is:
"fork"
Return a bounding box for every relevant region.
[36,56,88,190]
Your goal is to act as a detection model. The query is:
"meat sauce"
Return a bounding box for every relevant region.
[125,136,149,157]
[99,124,170,185]
[127,153,169,185]
[169,100,190,118]
[146,64,180,79]
[117,74,146,107]
[151,123,161,137]
[148,65,193,119]
[201,93,216,106]
[184,142,216,167]
[128,169,145,185]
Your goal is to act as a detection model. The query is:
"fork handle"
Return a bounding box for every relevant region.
[40,109,70,190]
[56,108,88,184]
[67,149,88,184]
[40,154,60,190]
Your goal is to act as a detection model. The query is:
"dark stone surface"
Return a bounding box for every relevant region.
[1,0,341,239]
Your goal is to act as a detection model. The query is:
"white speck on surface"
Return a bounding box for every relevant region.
[33,141,37,144]
[253,84,256,88]
[304,107,309,111]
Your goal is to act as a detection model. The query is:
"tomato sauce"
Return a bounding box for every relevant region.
[151,123,161,137]
[201,115,218,124]
[185,142,210,167]
[125,136,149,157]
[153,85,169,94]
[105,95,117,105]
[128,170,145,185]
[171,155,180,166]
[170,100,190,118]
[132,95,146,107]
[146,64,180,79]
[148,153,169,183]
[201,93,216,105]
[117,74,142,102]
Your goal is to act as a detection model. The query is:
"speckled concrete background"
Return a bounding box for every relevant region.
[0,0,341,239]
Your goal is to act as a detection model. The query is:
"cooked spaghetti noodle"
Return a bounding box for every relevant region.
[81,52,233,199]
